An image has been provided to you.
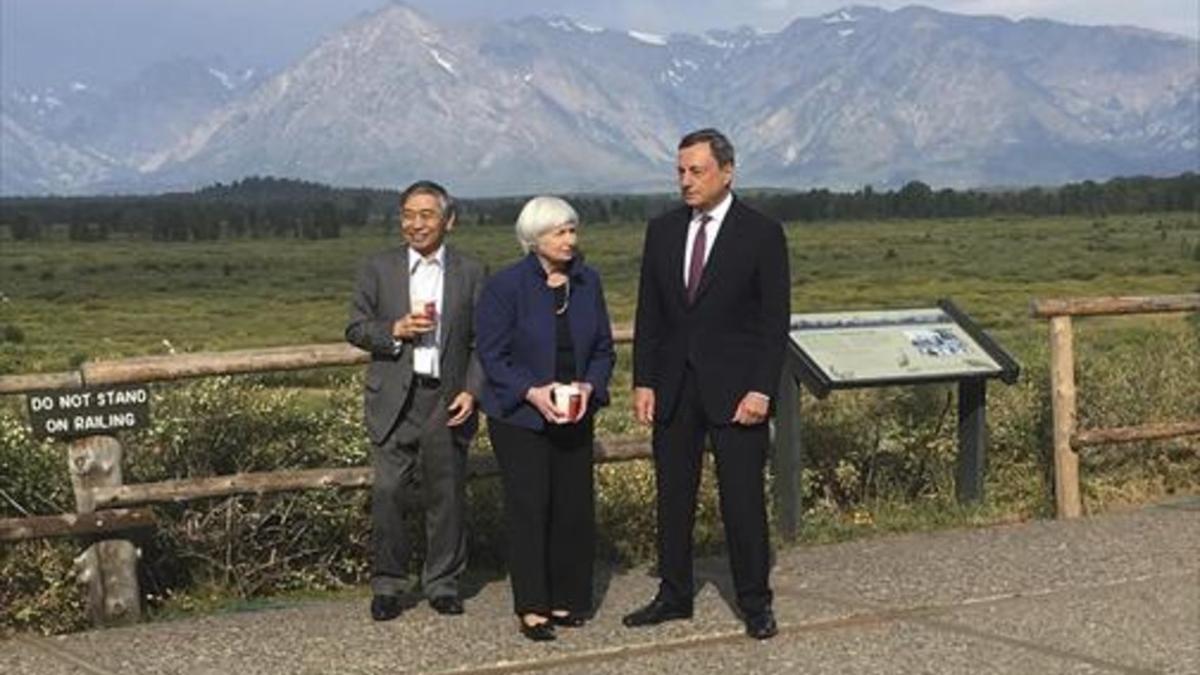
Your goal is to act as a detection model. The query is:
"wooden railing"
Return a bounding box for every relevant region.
[22,292,1194,624]
[0,327,634,394]
[1031,294,1200,519]
[0,324,806,628]
[0,328,639,624]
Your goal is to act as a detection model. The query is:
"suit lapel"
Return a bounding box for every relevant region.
[666,211,690,307]
[395,245,412,317]
[439,246,461,352]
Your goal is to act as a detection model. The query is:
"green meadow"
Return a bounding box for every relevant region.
[2,212,1196,372]
[1,211,1197,634]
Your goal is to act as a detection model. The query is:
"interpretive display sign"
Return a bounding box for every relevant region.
[788,300,1019,397]
[779,299,1020,507]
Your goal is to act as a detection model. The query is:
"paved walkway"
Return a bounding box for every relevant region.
[4,499,1198,674]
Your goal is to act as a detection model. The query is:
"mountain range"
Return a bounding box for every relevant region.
[1,3,1196,196]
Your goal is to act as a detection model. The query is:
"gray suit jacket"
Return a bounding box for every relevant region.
[345,244,486,444]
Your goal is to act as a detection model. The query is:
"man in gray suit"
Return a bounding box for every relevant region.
[346,180,486,621]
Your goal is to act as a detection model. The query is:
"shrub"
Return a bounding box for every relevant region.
[1,324,25,344]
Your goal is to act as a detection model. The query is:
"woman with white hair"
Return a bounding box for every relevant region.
[475,196,615,641]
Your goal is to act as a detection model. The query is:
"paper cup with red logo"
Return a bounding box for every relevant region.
[412,298,437,321]
[552,384,583,420]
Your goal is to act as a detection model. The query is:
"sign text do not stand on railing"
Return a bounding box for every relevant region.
[26,384,151,439]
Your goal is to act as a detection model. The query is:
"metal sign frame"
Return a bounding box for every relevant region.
[787,299,1020,398]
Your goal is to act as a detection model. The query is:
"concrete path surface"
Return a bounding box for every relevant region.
[3,498,1197,674]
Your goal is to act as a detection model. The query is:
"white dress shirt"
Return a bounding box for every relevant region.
[408,245,445,378]
[683,191,733,287]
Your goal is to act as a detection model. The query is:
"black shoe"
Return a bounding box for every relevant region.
[370,595,403,622]
[744,609,778,640]
[549,612,587,628]
[520,620,557,642]
[429,596,464,615]
[622,597,693,627]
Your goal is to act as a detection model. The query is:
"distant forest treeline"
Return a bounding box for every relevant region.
[1,173,1196,242]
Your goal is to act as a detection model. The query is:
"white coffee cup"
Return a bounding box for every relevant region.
[552,384,582,419]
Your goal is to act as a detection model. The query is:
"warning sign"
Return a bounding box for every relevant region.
[26,385,151,439]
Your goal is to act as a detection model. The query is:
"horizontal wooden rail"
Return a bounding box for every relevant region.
[0,326,635,396]
[91,437,650,509]
[92,466,373,508]
[1073,422,1200,449]
[0,371,86,395]
[82,343,369,387]
[1031,294,1199,319]
[0,509,156,543]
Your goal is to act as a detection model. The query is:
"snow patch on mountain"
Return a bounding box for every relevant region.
[628,30,667,46]
[208,68,235,90]
[428,48,457,75]
[823,9,858,24]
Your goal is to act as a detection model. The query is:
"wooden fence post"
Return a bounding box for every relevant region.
[68,435,142,626]
[1049,316,1082,519]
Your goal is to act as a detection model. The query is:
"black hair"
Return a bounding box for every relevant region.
[399,180,456,221]
[678,128,735,167]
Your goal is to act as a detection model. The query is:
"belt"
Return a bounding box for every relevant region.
[413,375,441,389]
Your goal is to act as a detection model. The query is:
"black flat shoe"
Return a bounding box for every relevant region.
[520,620,556,642]
[622,597,693,627]
[744,609,778,640]
[550,612,587,628]
[429,596,464,615]
[370,595,403,622]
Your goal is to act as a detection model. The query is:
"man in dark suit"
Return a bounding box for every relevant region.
[346,180,486,621]
[624,129,790,640]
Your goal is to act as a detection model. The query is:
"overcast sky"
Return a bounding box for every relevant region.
[3,0,1196,87]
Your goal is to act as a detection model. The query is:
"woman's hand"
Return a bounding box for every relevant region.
[526,383,570,424]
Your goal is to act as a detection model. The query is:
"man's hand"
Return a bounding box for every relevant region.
[392,312,434,340]
[446,392,475,427]
[634,387,655,426]
[731,392,769,426]
[526,384,570,424]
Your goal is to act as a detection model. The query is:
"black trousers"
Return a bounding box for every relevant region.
[489,417,595,616]
[653,367,773,616]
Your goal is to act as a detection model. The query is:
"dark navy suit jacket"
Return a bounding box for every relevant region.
[633,197,790,424]
[476,253,615,431]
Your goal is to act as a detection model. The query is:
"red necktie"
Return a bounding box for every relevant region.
[686,214,711,305]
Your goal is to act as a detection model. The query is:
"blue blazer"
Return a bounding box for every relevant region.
[476,253,616,431]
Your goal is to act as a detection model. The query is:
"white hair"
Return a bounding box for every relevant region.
[515,196,579,253]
